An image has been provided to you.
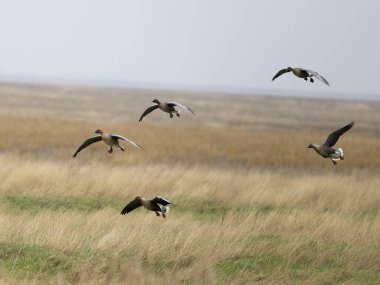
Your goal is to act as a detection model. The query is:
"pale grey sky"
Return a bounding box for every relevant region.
[0,1,379,97]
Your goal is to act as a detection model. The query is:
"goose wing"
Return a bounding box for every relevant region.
[72,135,102,157]
[111,135,143,149]
[272,68,291,81]
[306,70,330,86]
[151,196,171,206]
[167,102,195,115]
[120,198,142,215]
[139,105,159,121]
[323,122,355,147]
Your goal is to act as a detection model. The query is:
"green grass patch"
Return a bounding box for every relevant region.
[289,240,348,274]
[249,233,283,243]
[0,241,148,283]
[173,196,278,220]
[0,241,51,278]
[0,239,198,282]
[352,269,380,284]
[216,255,284,276]
[317,241,349,271]
[217,239,380,284]
[0,241,95,280]
[3,195,122,213]
[353,207,379,221]
[288,240,380,283]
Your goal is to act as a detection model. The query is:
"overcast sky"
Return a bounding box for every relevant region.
[0,1,379,98]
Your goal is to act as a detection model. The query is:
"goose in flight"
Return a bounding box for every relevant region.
[73,129,143,157]
[272,67,330,86]
[120,196,171,218]
[139,99,195,121]
[308,122,354,165]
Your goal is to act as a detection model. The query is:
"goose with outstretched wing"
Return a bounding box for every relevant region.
[272,67,330,86]
[139,99,195,121]
[307,122,355,165]
[73,129,143,157]
[120,196,171,218]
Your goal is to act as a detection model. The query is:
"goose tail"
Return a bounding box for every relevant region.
[338,148,344,160]
[160,205,170,215]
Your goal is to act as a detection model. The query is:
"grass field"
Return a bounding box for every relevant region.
[0,83,379,284]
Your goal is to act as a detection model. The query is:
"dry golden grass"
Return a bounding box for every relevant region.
[0,83,379,284]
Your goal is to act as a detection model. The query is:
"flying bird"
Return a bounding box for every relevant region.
[307,122,355,165]
[120,196,171,218]
[73,129,143,157]
[139,99,195,121]
[272,67,330,86]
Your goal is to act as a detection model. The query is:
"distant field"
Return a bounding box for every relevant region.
[0,83,379,284]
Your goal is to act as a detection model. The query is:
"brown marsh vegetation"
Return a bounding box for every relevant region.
[0,83,379,284]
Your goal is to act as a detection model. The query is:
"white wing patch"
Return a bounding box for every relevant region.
[113,135,144,149]
[306,70,330,86]
[168,102,195,115]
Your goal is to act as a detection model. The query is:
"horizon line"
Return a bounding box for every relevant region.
[0,74,379,102]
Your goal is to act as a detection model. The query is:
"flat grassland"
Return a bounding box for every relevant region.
[0,83,379,284]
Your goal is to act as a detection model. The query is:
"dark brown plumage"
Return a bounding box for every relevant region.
[323,122,355,147]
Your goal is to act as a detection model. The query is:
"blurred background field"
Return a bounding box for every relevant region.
[0,83,379,284]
